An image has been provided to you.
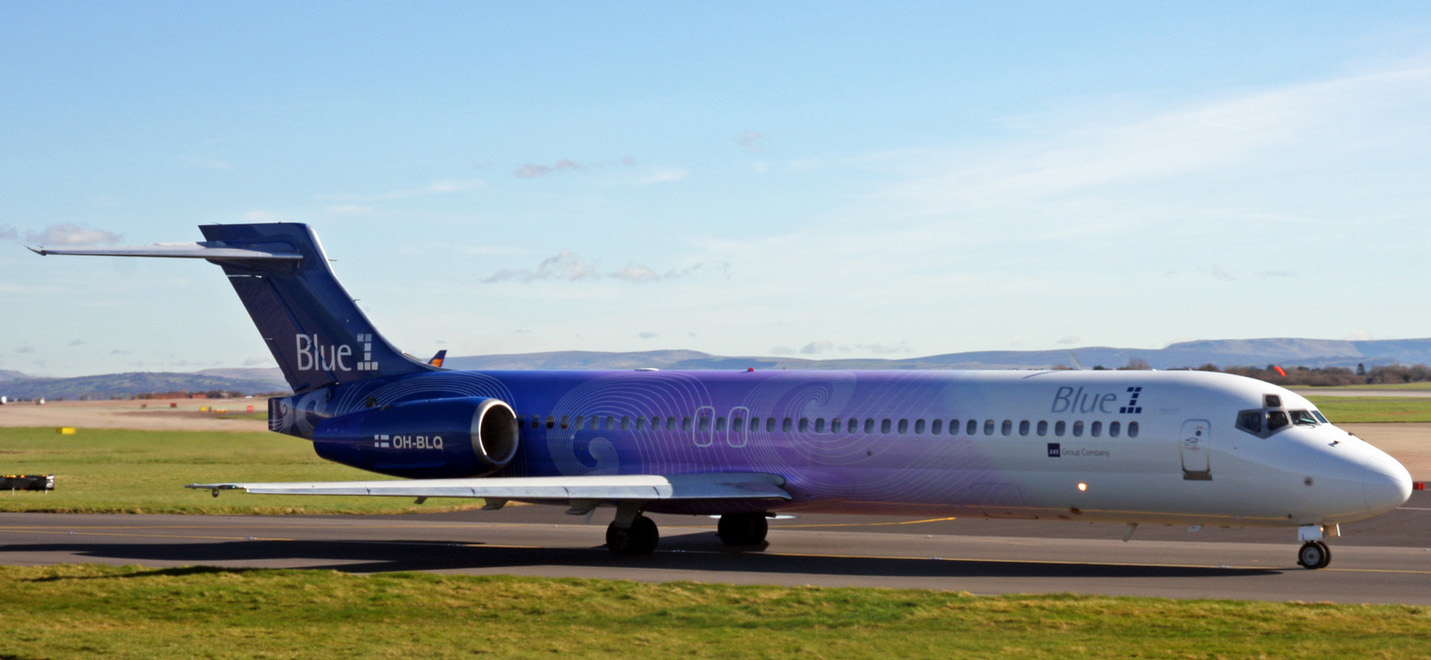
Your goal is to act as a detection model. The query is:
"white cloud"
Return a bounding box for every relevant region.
[872,63,1431,243]
[738,132,765,153]
[610,262,705,284]
[0,225,17,241]
[785,340,908,356]
[650,61,1431,361]
[325,178,486,203]
[851,342,911,355]
[325,204,375,217]
[25,224,121,246]
[486,253,710,285]
[800,339,834,355]
[611,265,659,283]
[484,251,599,283]
[637,167,689,184]
[514,160,584,179]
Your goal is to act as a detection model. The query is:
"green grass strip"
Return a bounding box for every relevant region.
[0,565,1427,659]
[1306,397,1431,423]
[0,427,482,514]
[1304,382,1431,390]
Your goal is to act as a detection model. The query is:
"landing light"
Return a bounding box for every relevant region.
[1077,482,1088,492]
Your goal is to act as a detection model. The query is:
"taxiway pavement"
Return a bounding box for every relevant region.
[3,491,1428,604]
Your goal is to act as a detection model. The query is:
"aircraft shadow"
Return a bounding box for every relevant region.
[3,535,1281,579]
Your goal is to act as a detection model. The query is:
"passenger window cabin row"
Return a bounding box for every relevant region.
[517,413,1140,439]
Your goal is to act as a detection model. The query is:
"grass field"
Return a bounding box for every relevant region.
[0,565,1427,659]
[0,427,482,514]
[1304,382,1431,390]
[1305,396,1431,423]
[2,418,1427,657]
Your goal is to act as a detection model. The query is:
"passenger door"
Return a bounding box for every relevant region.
[1180,419,1212,481]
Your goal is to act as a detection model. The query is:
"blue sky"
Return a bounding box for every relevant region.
[4,2,1431,377]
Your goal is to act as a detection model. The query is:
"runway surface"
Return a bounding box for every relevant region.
[4,491,1429,604]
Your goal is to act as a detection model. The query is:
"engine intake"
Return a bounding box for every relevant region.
[312,397,518,479]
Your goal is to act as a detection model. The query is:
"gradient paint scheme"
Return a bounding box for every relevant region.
[270,366,1409,526]
[33,223,1414,564]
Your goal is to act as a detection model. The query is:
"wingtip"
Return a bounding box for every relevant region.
[27,246,47,256]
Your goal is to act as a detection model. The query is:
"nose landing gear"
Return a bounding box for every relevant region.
[1295,523,1338,569]
[1297,540,1331,569]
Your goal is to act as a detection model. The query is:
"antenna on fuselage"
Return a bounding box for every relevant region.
[1068,352,1086,371]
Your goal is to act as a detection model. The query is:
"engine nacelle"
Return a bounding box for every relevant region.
[312,397,519,479]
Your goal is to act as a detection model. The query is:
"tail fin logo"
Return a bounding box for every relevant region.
[356,334,378,371]
[295,333,380,373]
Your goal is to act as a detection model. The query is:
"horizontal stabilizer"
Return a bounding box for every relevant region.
[32,223,437,393]
[188,472,791,502]
[29,241,302,261]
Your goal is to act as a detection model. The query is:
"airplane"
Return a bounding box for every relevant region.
[31,222,1412,569]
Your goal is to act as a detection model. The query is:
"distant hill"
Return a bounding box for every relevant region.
[0,372,288,401]
[196,367,285,382]
[444,350,776,371]
[446,338,1431,372]
[6,337,1431,400]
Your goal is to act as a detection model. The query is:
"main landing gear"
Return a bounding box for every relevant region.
[606,514,659,556]
[717,512,769,547]
[1297,541,1332,570]
[605,510,771,556]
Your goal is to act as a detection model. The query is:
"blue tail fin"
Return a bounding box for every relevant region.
[196,223,434,393]
[31,222,435,393]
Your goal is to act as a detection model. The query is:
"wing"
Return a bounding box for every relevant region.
[188,472,791,510]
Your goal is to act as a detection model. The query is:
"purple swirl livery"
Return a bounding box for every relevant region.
[32,223,1412,568]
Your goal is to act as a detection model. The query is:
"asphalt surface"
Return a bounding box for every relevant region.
[3,490,1429,604]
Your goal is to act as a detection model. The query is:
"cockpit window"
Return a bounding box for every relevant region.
[1238,403,1328,439]
[1236,410,1263,435]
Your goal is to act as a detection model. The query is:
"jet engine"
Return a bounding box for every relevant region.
[312,397,519,479]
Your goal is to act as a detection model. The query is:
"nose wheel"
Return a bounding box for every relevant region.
[1297,541,1331,569]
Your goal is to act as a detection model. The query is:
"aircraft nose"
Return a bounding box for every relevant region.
[1360,458,1412,516]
